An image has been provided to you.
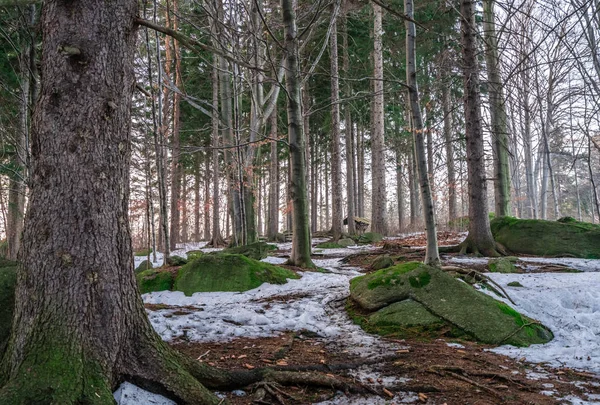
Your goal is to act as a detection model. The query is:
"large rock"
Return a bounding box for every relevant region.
[0,260,17,349]
[134,260,153,274]
[174,253,298,296]
[136,269,175,294]
[357,232,383,244]
[222,241,277,260]
[491,216,600,259]
[488,257,518,273]
[338,238,356,248]
[350,262,553,347]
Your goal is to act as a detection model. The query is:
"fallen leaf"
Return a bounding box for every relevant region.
[396,349,410,354]
[261,359,273,364]
[276,360,288,366]
[320,359,326,364]
[457,350,467,354]
[418,392,428,402]
[244,363,255,369]
[383,388,394,398]
[238,354,247,359]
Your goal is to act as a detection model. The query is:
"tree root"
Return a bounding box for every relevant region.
[441,266,517,305]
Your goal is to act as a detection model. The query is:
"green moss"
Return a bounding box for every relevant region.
[350,264,553,347]
[316,241,343,249]
[0,264,17,349]
[408,271,431,288]
[136,269,175,294]
[174,253,299,296]
[507,281,524,287]
[357,232,383,244]
[186,250,203,261]
[222,242,277,260]
[134,248,153,256]
[366,261,422,289]
[166,255,187,266]
[134,260,153,274]
[491,216,600,259]
[488,258,519,273]
[371,255,394,270]
[0,331,114,404]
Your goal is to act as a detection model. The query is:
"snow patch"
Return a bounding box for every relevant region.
[113,382,176,405]
[485,272,600,374]
[314,392,419,404]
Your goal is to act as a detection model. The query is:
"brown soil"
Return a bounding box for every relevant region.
[172,334,600,404]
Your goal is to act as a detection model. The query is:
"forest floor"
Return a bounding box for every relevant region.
[132,232,600,405]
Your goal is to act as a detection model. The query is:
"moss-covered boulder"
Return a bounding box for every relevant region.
[488,257,518,273]
[136,269,175,294]
[174,253,299,296]
[222,241,277,260]
[491,216,600,259]
[338,238,356,248]
[316,240,342,249]
[349,262,552,346]
[186,250,203,261]
[135,260,153,274]
[371,255,394,270]
[357,232,383,244]
[166,255,188,266]
[0,260,17,349]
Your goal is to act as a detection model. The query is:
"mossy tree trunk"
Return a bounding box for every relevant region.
[0,2,220,403]
[458,0,502,257]
[483,0,511,218]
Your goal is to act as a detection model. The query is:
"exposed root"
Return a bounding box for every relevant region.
[441,266,516,305]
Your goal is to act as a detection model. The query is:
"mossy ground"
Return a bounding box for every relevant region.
[174,253,298,296]
[350,262,553,347]
[491,216,600,258]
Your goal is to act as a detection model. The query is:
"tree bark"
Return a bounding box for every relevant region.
[459,0,501,256]
[0,2,221,403]
[441,67,457,222]
[341,5,355,235]
[405,0,440,266]
[329,5,343,241]
[371,3,387,235]
[203,149,211,241]
[483,0,511,217]
[282,0,314,267]
[168,0,183,250]
[267,105,280,240]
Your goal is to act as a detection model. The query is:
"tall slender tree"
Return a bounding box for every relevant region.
[405,0,440,266]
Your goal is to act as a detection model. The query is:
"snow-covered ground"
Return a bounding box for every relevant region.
[486,271,600,374]
[144,255,401,357]
[131,238,600,404]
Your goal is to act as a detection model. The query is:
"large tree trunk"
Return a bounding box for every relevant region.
[459,0,501,256]
[282,0,314,267]
[405,0,440,266]
[329,6,343,241]
[267,106,280,240]
[441,68,457,222]
[483,0,511,217]
[0,2,220,403]
[208,56,225,247]
[169,0,183,250]
[370,3,387,235]
[203,149,211,241]
[341,5,355,235]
